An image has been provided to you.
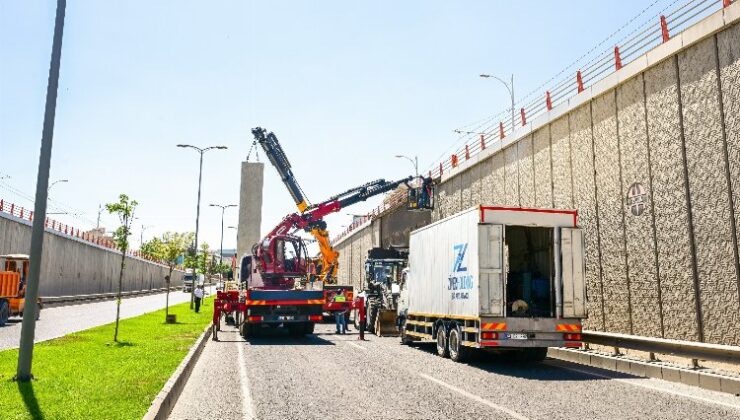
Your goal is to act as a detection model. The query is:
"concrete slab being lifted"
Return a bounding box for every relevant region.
[236,161,264,275]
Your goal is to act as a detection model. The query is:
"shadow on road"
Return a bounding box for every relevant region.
[410,342,634,381]
[17,380,45,420]
[215,326,336,346]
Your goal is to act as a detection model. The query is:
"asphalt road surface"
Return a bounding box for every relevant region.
[169,323,740,420]
[0,286,213,351]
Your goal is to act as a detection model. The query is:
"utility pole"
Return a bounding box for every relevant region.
[16,0,66,382]
[177,144,227,308]
[210,204,237,265]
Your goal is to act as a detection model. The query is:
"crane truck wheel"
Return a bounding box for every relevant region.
[304,322,315,334]
[448,325,470,363]
[435,324,449,358]
[240,322,252,339]
[0,300,9,327]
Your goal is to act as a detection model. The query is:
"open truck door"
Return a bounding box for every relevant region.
[478,224,504,316]
[560,227,587,318]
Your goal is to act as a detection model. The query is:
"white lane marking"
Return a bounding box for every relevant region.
[236,339,257,420]
[419,373,529,420]
[555,364,740,411]
[346,341,370,351]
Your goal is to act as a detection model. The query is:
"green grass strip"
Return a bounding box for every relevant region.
[0,296,214,420]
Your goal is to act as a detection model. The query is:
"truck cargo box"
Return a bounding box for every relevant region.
[406,206,585,320]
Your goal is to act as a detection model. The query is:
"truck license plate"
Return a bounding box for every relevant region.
[506,333,528,340]
[278,316,294,321]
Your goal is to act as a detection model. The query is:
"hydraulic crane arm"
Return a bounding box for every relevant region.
[252,127,309,212]
[251,127,426,284]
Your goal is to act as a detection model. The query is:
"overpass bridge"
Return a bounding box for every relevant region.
[334,2,740,348]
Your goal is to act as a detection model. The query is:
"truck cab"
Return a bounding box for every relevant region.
[0,254,36,326]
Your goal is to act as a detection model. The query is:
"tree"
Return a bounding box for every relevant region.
[160,232,194,319]
[106,194,138,343]
[140,237,164,260]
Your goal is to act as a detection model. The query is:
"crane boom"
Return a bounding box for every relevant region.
[251,127,414,283]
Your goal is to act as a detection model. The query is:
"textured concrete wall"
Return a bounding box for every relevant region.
[551,117,573,209]
[0,214,183,297]
[617,74,662,338]
[717,21,740,343]
[517,135,535,207]
[504,145,519,206]
[592,91,631,334]
[679,36,739,345]
[645,57,699,341]
[237,162,264,261]
[533,126,553,209]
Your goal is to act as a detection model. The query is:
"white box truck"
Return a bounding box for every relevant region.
[398,205,586,362]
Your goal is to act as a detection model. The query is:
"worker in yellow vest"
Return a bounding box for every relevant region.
[332,290,348,334]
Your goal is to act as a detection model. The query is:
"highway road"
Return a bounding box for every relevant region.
[170,323,740,420]
[0,286,213,351]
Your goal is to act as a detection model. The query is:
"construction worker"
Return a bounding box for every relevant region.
[356,296,366,341]
[332,290,348,334]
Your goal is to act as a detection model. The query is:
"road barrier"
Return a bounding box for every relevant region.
[0,197,169,265]
[434,0,734,181]
[41,286,185,307]
[583,330,740,364]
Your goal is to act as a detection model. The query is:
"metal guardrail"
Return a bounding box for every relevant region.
[42,286,185,306]
[583,330,740,364]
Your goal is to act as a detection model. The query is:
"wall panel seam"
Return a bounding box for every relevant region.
[590,100,607,330]
[642,72,666,338]
[675,54,705,342]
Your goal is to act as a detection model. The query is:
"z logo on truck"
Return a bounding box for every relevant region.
[449,243,473,300]
[452,244,468,272]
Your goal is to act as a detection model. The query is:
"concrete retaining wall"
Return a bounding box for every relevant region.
[333,8,740,346]
[0,213,183,297]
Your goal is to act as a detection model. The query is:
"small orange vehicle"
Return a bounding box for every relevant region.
[0,254,39,326]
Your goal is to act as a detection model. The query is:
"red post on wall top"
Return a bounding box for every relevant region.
[576,70,584,93]
[0,199,3,211]
[614,46,623,70]
[480,134,486,150]
[465,144,470,160]
[724,0,732,8]
[520,108,527,126]
[660,15,670,43]
[499,122,505,139]
[29,211,33,221]
[439,162,443,176]
[546,91,553,111]
[451,154,459,168]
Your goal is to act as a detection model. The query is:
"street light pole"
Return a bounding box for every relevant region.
[16,0,66,383]
[394,155,418,178]
[210,204,237,265]
[480,73,515,130]
[177,144,227,309]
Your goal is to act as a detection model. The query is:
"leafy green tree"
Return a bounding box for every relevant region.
[106,194,138,342]
[140,237,164,260]
[160,232,194,319]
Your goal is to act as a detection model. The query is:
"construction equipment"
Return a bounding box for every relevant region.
[0,254,40,326]
[362,248,407,336]
[213,127,433,339]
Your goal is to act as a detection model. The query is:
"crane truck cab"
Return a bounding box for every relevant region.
[0,254,40,326]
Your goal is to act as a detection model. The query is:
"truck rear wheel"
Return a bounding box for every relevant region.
[436,326,449,358]
[448,326,470,362]
[240,322,252,339]
[304,322,315,334]
[0,300,8,327]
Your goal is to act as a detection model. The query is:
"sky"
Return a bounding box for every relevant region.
[0,0,685,252]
